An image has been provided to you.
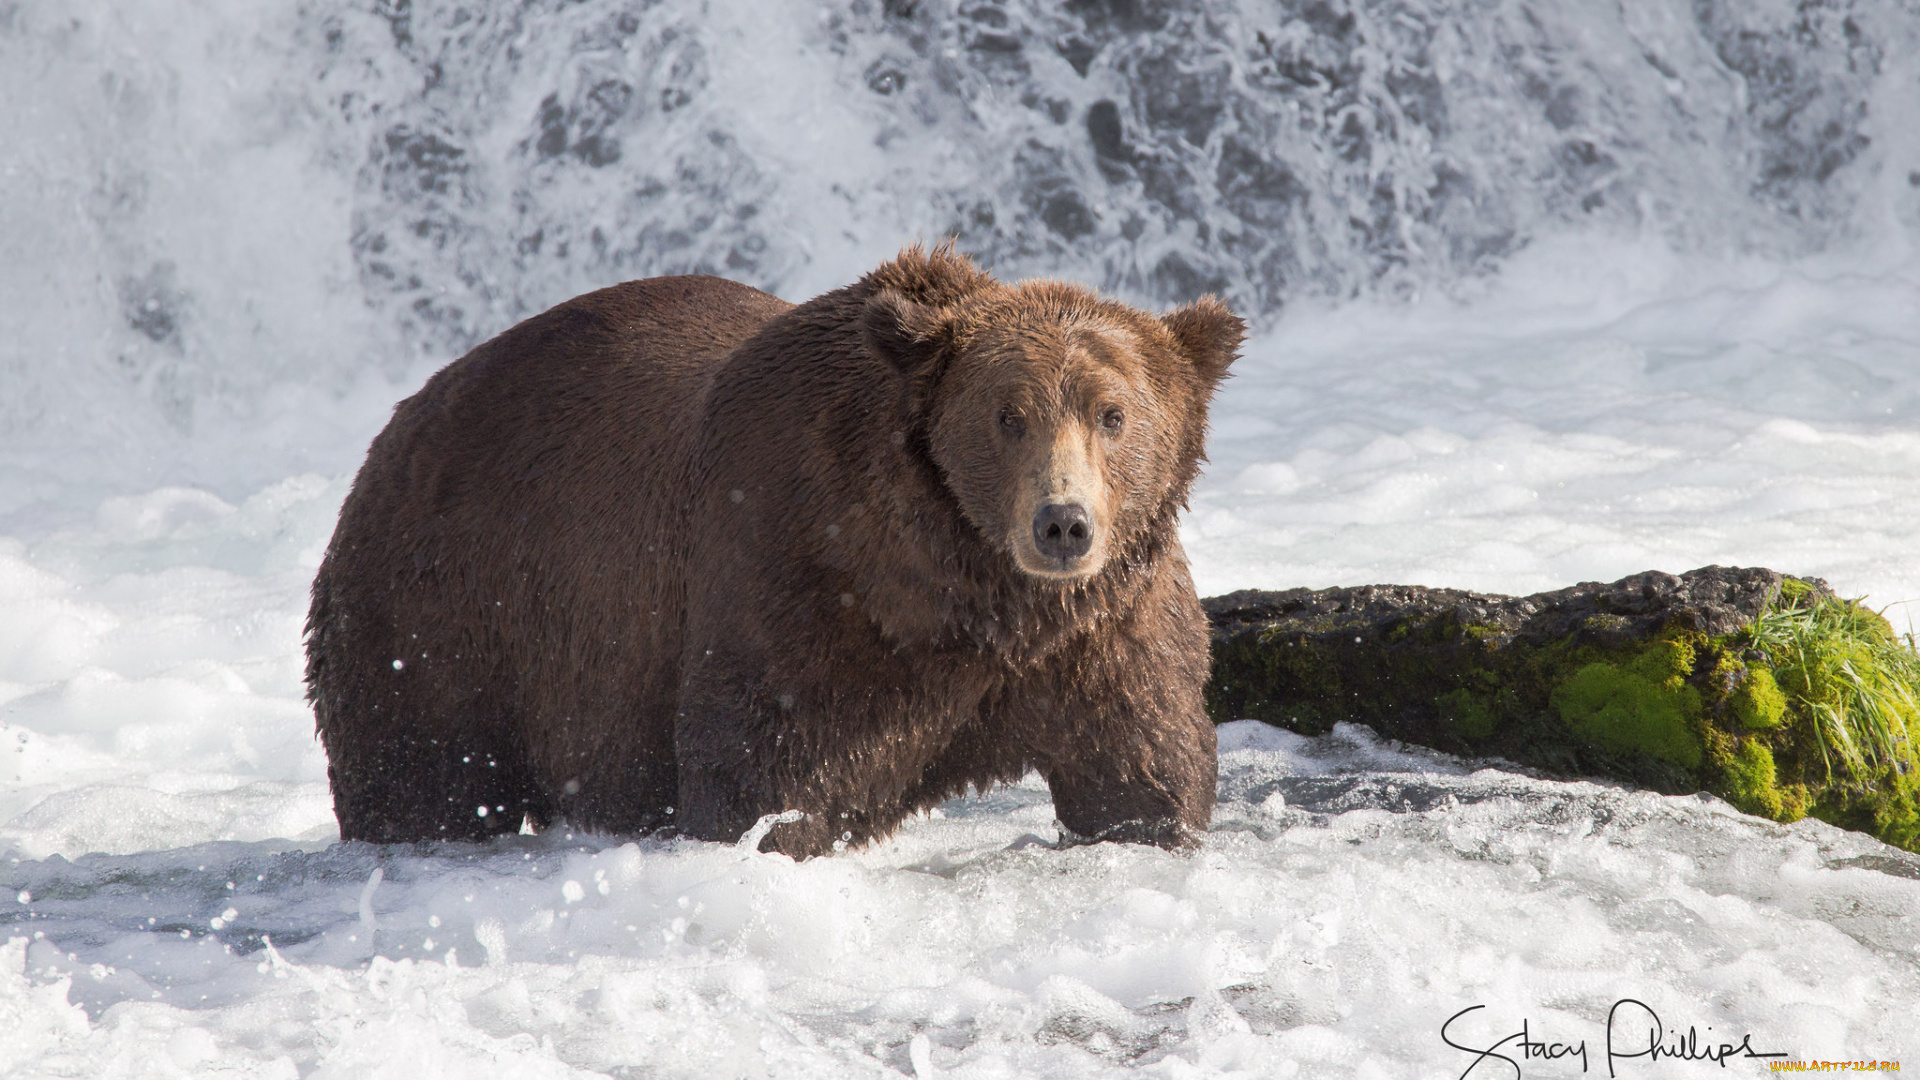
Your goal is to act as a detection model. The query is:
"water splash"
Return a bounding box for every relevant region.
[2,0,1918,515]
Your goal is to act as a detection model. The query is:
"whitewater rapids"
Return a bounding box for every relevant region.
[4,0,1920,1074]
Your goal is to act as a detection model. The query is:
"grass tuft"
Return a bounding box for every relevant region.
[1743,590,1920,782]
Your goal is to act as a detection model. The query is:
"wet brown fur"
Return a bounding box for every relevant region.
[306,247,1244,856]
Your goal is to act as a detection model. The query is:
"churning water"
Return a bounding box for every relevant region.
[3,0,1920,1075]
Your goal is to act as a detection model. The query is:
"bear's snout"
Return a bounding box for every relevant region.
[1032,502,1093,562]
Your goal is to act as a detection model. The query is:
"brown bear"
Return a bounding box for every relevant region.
[305,246,1243,857]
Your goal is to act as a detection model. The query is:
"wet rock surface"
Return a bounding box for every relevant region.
[1205,565,1809,651]
[1200,566,1827,797]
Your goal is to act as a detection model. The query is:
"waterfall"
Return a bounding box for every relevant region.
[2,0,1916,517]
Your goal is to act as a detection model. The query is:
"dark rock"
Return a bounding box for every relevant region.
[1201,565,1823,798]
[1201,565,1920,855]
[1206,565,1802,652]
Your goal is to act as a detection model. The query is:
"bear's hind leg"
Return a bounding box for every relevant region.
[321,705,550,844]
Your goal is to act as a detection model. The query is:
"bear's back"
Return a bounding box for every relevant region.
[307,274,791,840]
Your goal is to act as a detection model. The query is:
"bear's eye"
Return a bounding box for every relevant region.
[999,408,1025,436]
[1100,407,1125,432]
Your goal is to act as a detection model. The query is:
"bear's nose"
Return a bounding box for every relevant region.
[1032,503,1093,561]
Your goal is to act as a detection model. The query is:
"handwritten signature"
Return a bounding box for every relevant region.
[1441,1000,1789,1078]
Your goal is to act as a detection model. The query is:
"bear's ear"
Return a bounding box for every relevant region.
[863,292,955,376]
[1160,296,1245,382]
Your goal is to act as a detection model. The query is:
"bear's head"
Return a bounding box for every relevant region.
[864,250,1244,582]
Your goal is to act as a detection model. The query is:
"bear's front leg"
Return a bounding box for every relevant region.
[1015,621,1218,850]
[673,633,990,858]
[1041,707,1216,850]
[671,646,835,857]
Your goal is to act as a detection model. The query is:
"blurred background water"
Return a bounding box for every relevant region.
[5,0,1917,531]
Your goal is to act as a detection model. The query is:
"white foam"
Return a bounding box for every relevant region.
[6,241,1920,1075]
[5,0,1920,1073]
[1189,248,1920,608]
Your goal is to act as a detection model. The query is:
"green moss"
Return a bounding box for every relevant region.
[1551,641,1704,769]
[1730,667,1787,731]
[1580,614,1631,636]
[1871,788,1920,852]
[1631,636,1696,684]
[1262,634,1344,734]
[1435,688,1496,742]
[1809,773,1920,853]
[1206,631,1348,733]
[1720,738,1784,819]
[1779,783,1810,822]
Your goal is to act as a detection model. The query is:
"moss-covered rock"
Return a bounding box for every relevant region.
[1730,667,1788,731]
[1718,737,1785,819]
[1552,648,1704,770]
[1203,566,1920,853]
